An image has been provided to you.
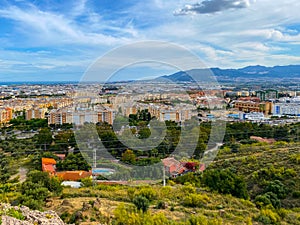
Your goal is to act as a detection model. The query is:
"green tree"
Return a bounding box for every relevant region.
[35,128,53,150]
[121,149,136,164]
[56,153,91,171]
[138,127,151,139]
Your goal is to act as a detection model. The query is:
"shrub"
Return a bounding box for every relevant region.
[202,169,249,199]
[292,191,300,198]
[264,180,287,199]
[133,195,150,213]
[156,200,167,209]
[137,187,157,201]
[80,177,93,187]
[254,192,281,209]
[188,215,208,225]
[180,183,196,195]
[256,209,281,224]
[7,208,25,220]
[174,173,201,186]
[183,193,210,208]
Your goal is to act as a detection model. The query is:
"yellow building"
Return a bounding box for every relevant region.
[234,101,273,115]
[26,108,47,120]
[0,107,13,124]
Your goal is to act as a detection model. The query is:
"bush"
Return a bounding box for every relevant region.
[188,215,208,225]
[49,176,63,195]
[183,193,210,208]
[256,209,281,224]
[156,200,167,209]
[19,197,43,210]
[254,192,281,209]
[174,172,201,186]
[133,195,150,213]
[18,171,63,209]
[136,187,157,201]
[202,169,249,199]
[80,177,93,187]
[292,191,300,198]
[7,208,25,220]
[264,180,287,199]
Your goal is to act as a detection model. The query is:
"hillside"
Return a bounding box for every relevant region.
[158,65,300,82]
[0,119,299,224]
[36,142,300,225]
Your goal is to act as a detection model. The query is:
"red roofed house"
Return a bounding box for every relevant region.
[183,161,206,172]
[42,158,57,175]
[42,157,92,181]
[162,157,187,178]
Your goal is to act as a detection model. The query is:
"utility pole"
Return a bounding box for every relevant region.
[92,148,97,187]
[93,148,97,169]
[163,165,166,187]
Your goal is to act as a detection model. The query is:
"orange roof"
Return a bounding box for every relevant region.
[42,164,56,173]
[56,171,92,181]
[42,158,57,165]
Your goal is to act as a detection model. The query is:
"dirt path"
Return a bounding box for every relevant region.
[10,167,28,183]
[19,167,28,182]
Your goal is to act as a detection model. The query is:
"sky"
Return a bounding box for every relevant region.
[1,0,300,81]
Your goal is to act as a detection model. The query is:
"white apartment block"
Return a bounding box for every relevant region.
[273,103,300,116]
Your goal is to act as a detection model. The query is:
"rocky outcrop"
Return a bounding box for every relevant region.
[2,216,32,225]
[0,204,71,225]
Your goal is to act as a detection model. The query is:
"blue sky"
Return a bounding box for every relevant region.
[1,0,300,81]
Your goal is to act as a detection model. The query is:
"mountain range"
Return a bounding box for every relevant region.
[158,65,300,82]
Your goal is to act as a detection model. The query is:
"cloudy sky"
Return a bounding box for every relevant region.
[1,0,300,81]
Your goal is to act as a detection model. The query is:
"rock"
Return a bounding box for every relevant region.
[61,200,72,206]
[0,203,71,225]
[82,202,90,211]
[74,210,83,221]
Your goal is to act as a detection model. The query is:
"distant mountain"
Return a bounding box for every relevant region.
[158,65,300,82]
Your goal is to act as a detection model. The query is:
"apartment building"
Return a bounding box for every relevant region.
[273,103,300,116]
[0,107,12,124]
[26,108,48,120]
[234,101,273,115]
[48,105,115,125]
[48,109,73,125]
[148,104,193,122]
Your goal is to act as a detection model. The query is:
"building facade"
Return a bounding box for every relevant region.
[0,107,12,124]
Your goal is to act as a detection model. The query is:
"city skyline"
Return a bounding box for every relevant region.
[1,0,300,81]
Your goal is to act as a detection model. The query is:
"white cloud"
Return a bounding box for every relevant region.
[0,4,133,47]
[174,0,255,15]
[1,0,300,81]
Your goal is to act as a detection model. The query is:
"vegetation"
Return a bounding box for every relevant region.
[0,116,299,224]
[17,171,62,210]
[56,153,91,171]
